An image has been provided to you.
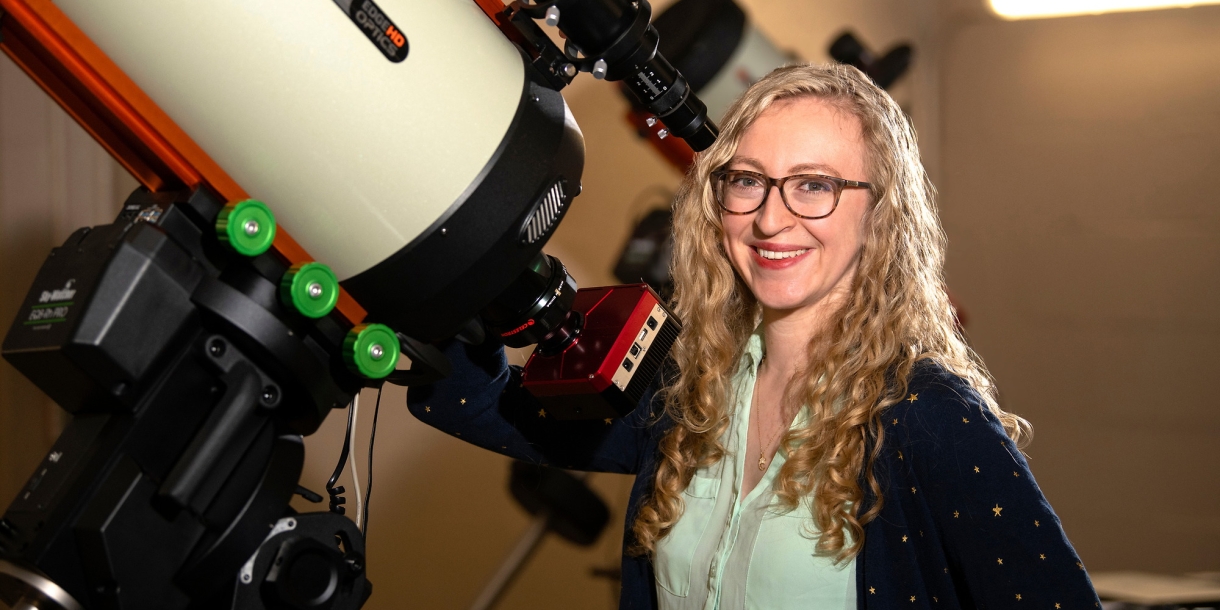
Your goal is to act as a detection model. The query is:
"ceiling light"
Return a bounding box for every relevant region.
[989,0,1220,19]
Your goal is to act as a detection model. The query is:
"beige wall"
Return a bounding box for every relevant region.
[0,57,131,514]
[937,4,1220,572]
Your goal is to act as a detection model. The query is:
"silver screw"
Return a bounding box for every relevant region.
[588,374,595,379]
[241,573,252,584]
[561,63,577,78]
[544,5,560,26]
[645,116,658,127]
[243,219,260,236]
[657,128,670,139]
[370,344,384,360]
[440,227,448,236]
[307,282,323,299]
[592,59,608,80]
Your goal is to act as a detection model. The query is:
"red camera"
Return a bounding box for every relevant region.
[521,284,680,420]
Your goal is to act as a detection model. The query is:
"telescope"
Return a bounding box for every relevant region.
[0,1,714,608]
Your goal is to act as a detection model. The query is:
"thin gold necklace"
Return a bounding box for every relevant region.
[752,356,787,471]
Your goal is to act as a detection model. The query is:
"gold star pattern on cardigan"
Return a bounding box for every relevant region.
[908,394,919,402]
[993,504,1003,517]
[405,340,1101,610]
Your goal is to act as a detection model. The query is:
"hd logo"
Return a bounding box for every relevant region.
[333,0,409,63]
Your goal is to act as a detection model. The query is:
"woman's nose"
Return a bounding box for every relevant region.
[754,186,795,234]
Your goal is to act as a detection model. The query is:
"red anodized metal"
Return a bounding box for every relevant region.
[523,284,659,395]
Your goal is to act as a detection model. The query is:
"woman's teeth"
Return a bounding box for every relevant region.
[756,248,808,260]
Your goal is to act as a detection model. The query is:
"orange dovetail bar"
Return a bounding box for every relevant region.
[0,0,367,325]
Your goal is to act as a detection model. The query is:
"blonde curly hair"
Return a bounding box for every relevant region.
[630,63,1030,562]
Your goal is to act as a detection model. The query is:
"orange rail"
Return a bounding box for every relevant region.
[0,0,367,325]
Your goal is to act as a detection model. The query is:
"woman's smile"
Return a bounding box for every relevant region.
[750,242,813,269]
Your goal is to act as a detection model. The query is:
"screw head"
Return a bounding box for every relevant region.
[592,58,608,80]
[561,63,577,78]
[241,573,252,583]
[645,116,658,127]
[243,219,259,236]
[370,344,384,360]
[307,282,323,299]
[657,128,670,139]
[208,339,226,357]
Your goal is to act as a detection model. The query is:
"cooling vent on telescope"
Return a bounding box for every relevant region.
[521,180,567,245]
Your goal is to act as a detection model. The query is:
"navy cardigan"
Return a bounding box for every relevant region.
[406,341,1100,609]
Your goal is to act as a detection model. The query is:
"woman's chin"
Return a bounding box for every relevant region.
[754,293,816,314]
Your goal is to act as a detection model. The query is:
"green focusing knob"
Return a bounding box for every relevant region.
[216,199,276,256]
[280,262,339,319]
[343,323,400,379]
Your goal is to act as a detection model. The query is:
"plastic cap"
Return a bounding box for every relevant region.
[343,323,400,379]
[280,262,339,319]
[216,199,276,256]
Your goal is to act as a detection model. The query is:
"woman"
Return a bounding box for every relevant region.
[408,64,1099,609]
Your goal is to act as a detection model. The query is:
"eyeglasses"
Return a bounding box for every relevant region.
[711,169,872,219]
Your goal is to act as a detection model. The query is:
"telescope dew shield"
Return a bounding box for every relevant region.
[51,0,584,342]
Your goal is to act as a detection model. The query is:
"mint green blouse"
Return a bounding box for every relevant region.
[653,334,856,610]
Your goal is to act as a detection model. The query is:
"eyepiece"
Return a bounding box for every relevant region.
[547,0,719,152]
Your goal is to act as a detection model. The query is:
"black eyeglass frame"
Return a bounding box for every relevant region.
[710,169,873,220]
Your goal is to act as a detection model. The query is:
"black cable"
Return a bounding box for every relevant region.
[362,385,383,538]
[327,398,355,515]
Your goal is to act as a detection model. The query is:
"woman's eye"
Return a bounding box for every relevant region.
[730,176,761,188]
[796,179,832,193]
